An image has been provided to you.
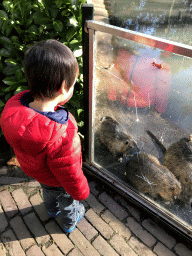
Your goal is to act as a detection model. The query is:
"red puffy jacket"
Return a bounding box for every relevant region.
[1,90,90,201]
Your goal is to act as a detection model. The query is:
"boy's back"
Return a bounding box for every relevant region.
[1,90,89,201]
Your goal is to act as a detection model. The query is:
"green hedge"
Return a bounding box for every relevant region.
[0,0,86,135]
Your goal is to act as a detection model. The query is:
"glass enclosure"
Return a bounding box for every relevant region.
[86,21,192,237]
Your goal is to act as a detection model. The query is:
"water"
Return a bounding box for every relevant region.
[107,0,192,46]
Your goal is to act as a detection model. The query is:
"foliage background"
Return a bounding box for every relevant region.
[0,0,86,136]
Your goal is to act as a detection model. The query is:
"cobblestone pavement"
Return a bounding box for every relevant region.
[0,165,192,256]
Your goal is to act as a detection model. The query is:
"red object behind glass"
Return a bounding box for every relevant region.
[108,49,171,113]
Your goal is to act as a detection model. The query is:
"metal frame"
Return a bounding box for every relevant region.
[88,28,95,163]
[86,20,192,57]
[84,19,192,243]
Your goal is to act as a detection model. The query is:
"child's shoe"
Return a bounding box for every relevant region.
[63,203,85,233]
[47,210,61,218]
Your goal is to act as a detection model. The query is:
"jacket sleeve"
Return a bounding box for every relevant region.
[46,119,90,201]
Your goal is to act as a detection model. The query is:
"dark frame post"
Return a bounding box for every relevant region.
[81,4,94,161]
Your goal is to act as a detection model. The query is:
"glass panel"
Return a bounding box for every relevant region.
[93,31,192,230]
[104,0,192,45]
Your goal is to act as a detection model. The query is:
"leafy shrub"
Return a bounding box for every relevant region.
[0,0,86,135]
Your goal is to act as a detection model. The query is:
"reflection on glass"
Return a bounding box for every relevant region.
[93,31,192,230]
[104,0,192,45]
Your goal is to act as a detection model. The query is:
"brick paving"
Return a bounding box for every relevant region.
[0,172,192,256]
[0,1,192,256]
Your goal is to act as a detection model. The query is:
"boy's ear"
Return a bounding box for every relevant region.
[60,80,67,94]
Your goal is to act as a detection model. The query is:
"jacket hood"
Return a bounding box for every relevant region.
[20,91,69,124]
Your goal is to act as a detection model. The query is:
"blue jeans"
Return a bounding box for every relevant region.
[40,183,80,227]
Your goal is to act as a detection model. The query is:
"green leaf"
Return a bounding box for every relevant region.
[70,39,78,44]
[61,9,71,17]
[18,78,27,84]
[26,25,39,34]
[2,78,18,86]
[5,23,13,37]
[41,0,52,14]
[3,1,14,12]
[33,12,50,25]
[0,36,12,47]
[11,36,19,43]
[26,16,33,27]
[0,100,5,108]
[50,5,59,19]
[5,92,11,101]
[15,69,23,81]
[0,48,11,57]
[5,58,18,65]
[14,85,28,95]
[77,120,84,127]
[53,20,63,32]
[77,108,83,116]
[70,100,80,108]
[1,85,15,92]
[55,0,63,8]
[0,62,3,72]
[0,10,8,20]
[66,28,75,41]
[3,65,20,76]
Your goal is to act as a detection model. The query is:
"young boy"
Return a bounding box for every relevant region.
[1,39,90,233]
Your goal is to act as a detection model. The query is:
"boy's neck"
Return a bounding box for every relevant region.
[29,97,59,112]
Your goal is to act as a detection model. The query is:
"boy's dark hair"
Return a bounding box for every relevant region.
[24,39,79,99]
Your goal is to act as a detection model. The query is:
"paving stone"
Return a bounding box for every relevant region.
[12,188,32,215]
[92,235,119,256]
[174,243,192,256]
[0,166,8,176]
[28,181,40,188]
[126,217,156,247]
[23,212,50,245]
[101,210,131,239]
[126,206,141,221]
[68,247,84,256]
[85,209,114,239]
[0,190,18,218]
[99,192,128,220]
[85,193,105,214]
[114,195,139,220]
[0,240,7,256]
[0,205,8,233]
[76,217,98,241]
[129,236,157,256]
[142,219,176,249]
[69,228,100,256]
[88,181,100,196]
[45,221,73,254]
[82,200,89,208]
[154,242,176,256]
[0,177,26,185]
[7,156,20,167]
[1,229,25,256]
[10,215,35,250]
[54,214,63,228]
[109,234,137,256]
[42,243,63,256]
[29,193,49,222]
[26,245,45,256]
